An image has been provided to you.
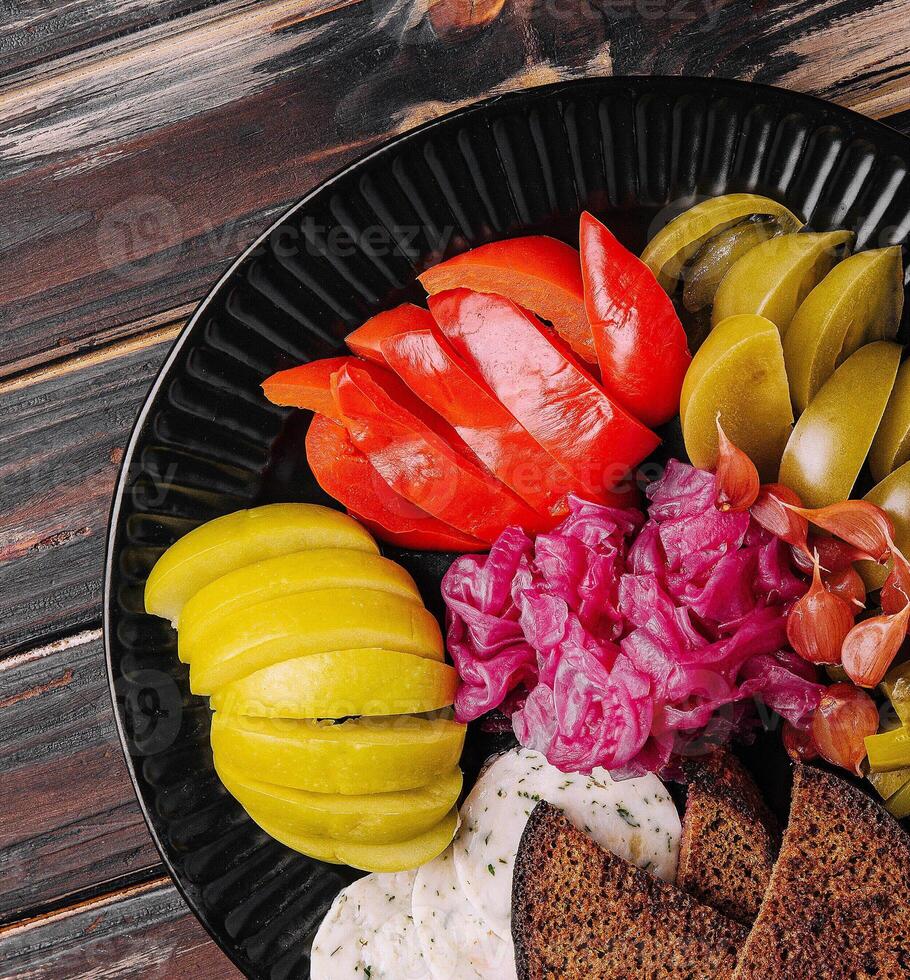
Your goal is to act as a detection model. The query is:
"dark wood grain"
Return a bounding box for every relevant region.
[0,0,232,79]
[0,630,162,923]
[0,332,175,653]
[0,878,241,979]
[1,0,908,377]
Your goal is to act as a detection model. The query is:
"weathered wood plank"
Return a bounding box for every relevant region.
[0,0,231,79]
[0,331,175,653]
[1,0,908,375]
[0,630,163,923]
[0,878,241,979]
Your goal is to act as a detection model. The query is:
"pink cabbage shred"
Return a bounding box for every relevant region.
[442,460,822,777]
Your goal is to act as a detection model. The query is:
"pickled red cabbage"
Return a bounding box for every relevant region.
[442,461,822,776]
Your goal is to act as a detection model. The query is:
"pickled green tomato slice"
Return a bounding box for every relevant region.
[641,193,803,292]
[711,230,854,334]
[681,314,793,482]
[779,341,901,509]
[870,358,910,483]
[784,247,904,415]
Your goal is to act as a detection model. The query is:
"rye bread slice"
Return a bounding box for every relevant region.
[512,801,747,979]
[732,764,910,979]
[677,750,780,924]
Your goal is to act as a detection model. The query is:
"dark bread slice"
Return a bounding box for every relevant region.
[512,801,747,979]
[732,764,910,979]
[677,749,780,924]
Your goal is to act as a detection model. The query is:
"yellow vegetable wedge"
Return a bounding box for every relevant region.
[779,342,901,508]
[214,756,462,843]
[784,247,904,415]
[870,359,910,484]
[641,193,803,291]
[712,230,853,334]
[210,648,458,718]
[145,503,377,626]
[681,314,793,481]
[248,805,459,872]
[178,549,421,661]
[211,713,466,794]
[860,462,910,591]
[189,588,442,694]
[866,724,910,772]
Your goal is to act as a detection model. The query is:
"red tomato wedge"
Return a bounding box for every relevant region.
[380,329,573,521]
[345,304,434,364]
[332,364,549,542]
[305,414,486,551]
[579,211,691,428]
[429,289,659,501]
[262,355,472,455]
[418,236,596,364]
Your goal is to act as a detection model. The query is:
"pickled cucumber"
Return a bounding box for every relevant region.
[860,461,910,591]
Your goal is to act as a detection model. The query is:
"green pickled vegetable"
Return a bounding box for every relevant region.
[712,230,854,334]
[641,194,803,292]
[866,724,910,772]
[681,314,793,481]
[883,661,910,726]
[778,341,901,508]
[886,779,910,819]
[784,247,904,415]
[868,767,910,801]
[870,359,910,483]
[682,216,794,313]
[860,461,910,591]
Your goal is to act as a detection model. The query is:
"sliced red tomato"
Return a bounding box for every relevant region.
[332,364,549,542]
[305,414,486,551]
[262,355,472,455]
[429,289,659,501]
[579,211,691,428]
[381,329,576,521]
[418,237,596,364]
[345,304,435,364]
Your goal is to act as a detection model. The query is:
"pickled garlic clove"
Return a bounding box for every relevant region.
[785,499,895,564]
[841,603,910,688]
[881,548,910,615]
[715,417,760,512]
[823,565,866,612]
[787,552,855,665]
[810,682,879,775]
[751,483,808,553]
[782,721,819,762]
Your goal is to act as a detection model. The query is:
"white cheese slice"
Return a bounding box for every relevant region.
[453,747,681,940]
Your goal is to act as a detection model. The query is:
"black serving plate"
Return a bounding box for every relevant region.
[104,76,910,979]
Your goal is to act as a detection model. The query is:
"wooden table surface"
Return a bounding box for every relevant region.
[1,0,908,974]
